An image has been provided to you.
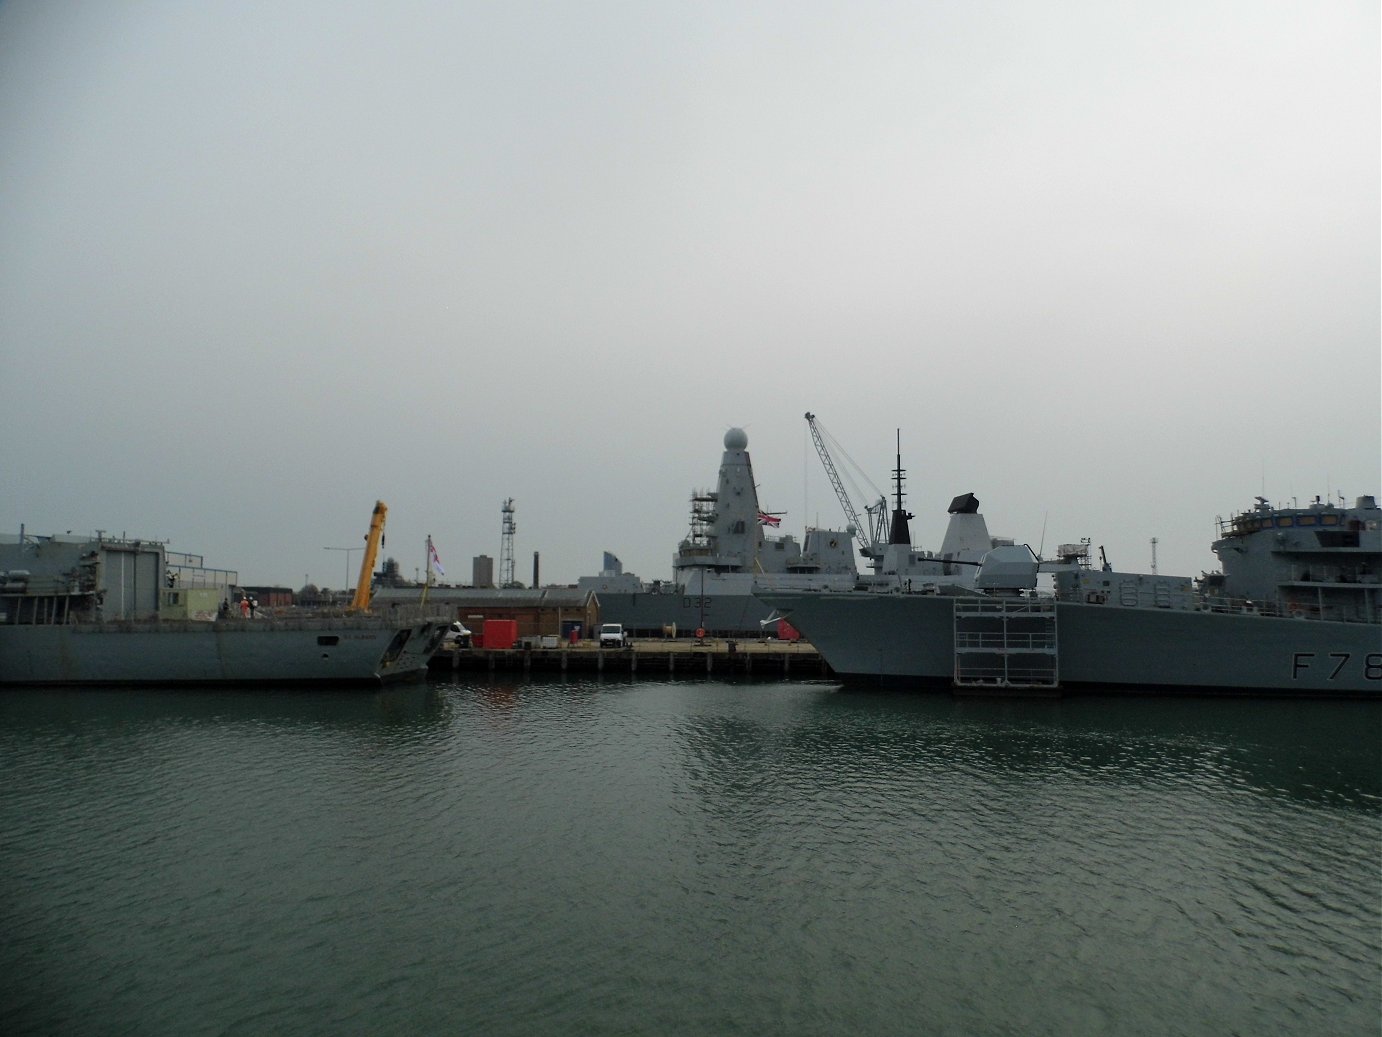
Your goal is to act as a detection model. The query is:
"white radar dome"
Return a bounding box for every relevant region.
[724,427,748,451]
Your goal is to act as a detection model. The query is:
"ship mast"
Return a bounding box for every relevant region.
[888,430,913,546]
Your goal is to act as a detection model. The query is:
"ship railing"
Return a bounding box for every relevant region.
[252,603,449,623]
[1199,595,1284,618]
[1198,594,1377,623]
[0,575,95,596]
[954,631,1057,651]
[172,574,237,590]
[1286,568,1381,585]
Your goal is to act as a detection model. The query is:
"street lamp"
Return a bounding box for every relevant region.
[324,546,361,592]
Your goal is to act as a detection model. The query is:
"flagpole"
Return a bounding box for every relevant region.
[421,535,433,606]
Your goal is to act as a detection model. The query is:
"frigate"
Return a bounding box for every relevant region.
[757,493,1382,696]
[0,531,447,685]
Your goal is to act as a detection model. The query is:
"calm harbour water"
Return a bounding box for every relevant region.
[1,677,1378,1037]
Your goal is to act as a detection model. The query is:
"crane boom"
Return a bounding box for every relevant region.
[351,500,388,611]
[805,412,879,560]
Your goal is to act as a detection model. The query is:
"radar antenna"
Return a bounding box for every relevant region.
[887,429,914,547]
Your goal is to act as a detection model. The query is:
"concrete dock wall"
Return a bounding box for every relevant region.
[430,638,832,678]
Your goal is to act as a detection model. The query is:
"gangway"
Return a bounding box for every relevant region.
[952,598,1059,688]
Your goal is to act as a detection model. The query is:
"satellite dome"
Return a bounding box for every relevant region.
[724,427,748,451]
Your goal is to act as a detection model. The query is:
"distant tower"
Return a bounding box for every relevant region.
[500,498,516,588]
[473,555,494,588]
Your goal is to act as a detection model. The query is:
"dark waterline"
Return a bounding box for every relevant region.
[2,678,1378,1036]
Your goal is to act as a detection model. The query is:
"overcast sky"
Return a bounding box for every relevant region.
[2,1,1377,589]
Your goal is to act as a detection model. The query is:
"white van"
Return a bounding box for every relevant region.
[598,623,626,648]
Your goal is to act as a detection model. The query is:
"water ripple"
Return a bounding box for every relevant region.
[1,682,1377,1036]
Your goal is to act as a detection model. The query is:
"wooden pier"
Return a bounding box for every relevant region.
[428,638,833,678]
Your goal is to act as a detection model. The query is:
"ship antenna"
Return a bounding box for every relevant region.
[1037,512,1048,560]
[893,430,903,515]
[888,429,914,546]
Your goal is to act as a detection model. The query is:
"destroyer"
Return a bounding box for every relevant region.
[0,506,448,686]
[758,493,1381,696]
[577,427,861,635]
[576,424,987,636]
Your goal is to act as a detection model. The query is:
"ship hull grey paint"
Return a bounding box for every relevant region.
[758,590,1382,695]
[0,527,450,686]
[589,571,856,636]
[0,616,447,686]
[587,590,789,637]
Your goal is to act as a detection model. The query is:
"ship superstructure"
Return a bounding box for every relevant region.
[672,427,857,582]
[579,428,859,635]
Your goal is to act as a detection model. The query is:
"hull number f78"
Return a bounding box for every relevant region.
[1292,652,1382,680]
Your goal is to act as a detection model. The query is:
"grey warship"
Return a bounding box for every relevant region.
[577,427,860,636]
[758,493,1381,696]
[0,530,447,686]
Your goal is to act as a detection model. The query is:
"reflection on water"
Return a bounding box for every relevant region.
[671,684,1380,812]
[1,678,1377,1037]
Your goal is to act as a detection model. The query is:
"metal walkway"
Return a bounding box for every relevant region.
[953,598,1059,689]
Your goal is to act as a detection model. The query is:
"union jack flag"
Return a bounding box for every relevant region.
[757,511,781,527]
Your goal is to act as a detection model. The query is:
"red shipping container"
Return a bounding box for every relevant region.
[482,619,518,650]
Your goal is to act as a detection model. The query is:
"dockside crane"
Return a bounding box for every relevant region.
[805,412,888,565]
[350,500,388,611]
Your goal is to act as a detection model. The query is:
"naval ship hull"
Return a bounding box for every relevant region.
[0,614,449,687]
[759,591,1382,695]
[588,588,759,637]
[592,571,858,637]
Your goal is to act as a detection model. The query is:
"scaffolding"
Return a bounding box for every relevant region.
[953,598,1059,688]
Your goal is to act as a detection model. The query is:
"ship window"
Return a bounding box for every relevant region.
[1277,517,1293,527]
[1315,531,1360,548]
[1299,516,1316,526]
[317,635,340,646]
[1321,514,1339,525]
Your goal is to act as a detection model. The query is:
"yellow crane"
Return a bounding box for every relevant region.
[351,500,388,611]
